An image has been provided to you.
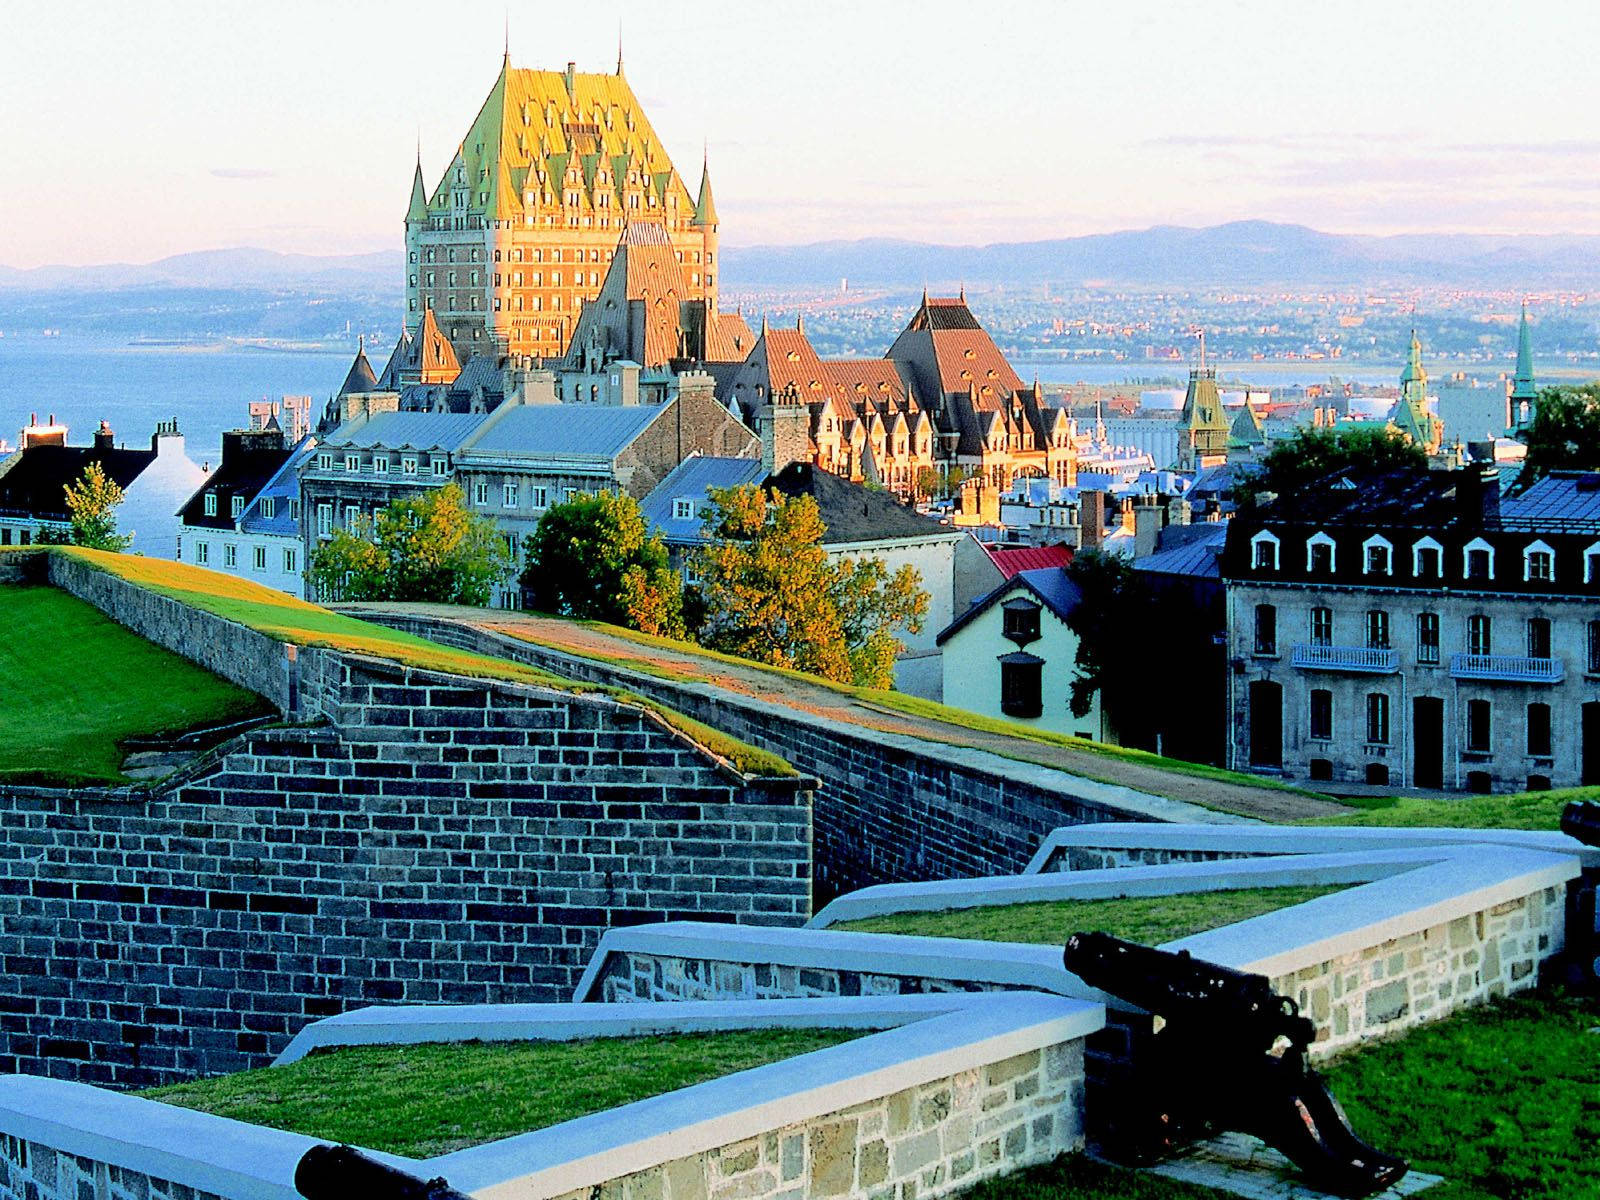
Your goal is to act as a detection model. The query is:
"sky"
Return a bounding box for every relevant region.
[3,0,1600,267]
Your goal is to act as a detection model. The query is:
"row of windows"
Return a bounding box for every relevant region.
[1307,689,1550,755]
[315,452,449,478]
[200,494,295,522]
[469,481,555,510]
[1250,530,1589,584]
[191,541,297,575]
[1251,605,1587,665]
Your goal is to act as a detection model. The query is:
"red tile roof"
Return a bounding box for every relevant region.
[983,543,1073,579]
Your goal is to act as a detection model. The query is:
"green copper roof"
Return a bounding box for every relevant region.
[407,160,429,222]
[1512,303,1537,401]
[1180,369,1231,436]
[694,160,718,227]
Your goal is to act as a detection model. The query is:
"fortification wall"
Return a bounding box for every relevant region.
[352,614,1207,901]
[0,656,811,1088]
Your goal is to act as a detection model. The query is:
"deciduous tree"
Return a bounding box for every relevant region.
[1518,384,1600,490]
[694,485,927,689]
[1238,426,1426,507]
[521,491,684,637]
[63,462,133,552]
[308,484,513,605]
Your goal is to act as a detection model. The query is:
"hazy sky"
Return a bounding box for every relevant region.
[4,0,1599,267]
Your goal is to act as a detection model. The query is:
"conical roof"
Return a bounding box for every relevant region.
[414,306,461,385]
[407,159,429,223]
[338,340,378,397]
[693,157,718,227]
[1512,303,1537,401]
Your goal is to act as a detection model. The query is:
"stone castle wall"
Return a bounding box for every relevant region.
[0,655,811,1088]
[354,613,1178,902]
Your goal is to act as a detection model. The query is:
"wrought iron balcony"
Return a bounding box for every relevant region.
[1290,643,1400,673]
[1449,653,1565,683]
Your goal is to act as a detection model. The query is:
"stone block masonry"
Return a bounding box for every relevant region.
[353,613,1206,903]
[539,1045,1086,1200]
[0,655,811,1088]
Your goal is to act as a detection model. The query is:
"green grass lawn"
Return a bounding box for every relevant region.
[827,885,1347,946]
[139,1029,863,1158]
[1298,785,1591,831]
[31,549,794,779]
[0,584,272,785]
[963,988,1598,1200]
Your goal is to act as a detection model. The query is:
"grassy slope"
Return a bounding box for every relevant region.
[45,549,793,778]
[140,1029,861,1158]
[1298,785,1588,831]
[0,584,271,785]
[507,619,1324,806]
[828,885,1346,946]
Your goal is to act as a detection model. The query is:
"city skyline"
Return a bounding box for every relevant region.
[4,0,1600,267]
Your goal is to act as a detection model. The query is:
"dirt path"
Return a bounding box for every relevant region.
[356,604,1352,823]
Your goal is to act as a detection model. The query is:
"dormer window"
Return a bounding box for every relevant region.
[1464,537,1495,582]
[230,496,244,519]
[433,459,449,478]
[673,498,696,520]
[1363,535,1392,576]
[344,453,360,472]
[1307,532,1336,574]
[1585,541,1600,583]
[402,456,418,476]
[1412,536,1443,578]
[317,453,333,471]
[203,493,217,517]
[1523,540,1555,583]
[1251,530,1279,570]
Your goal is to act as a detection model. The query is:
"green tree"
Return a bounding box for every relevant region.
[1238,426,1426,507]
[308,484,513,605]
[1518,384,1600,490]
[694,484,928,688]
[521,491,684,637]
[63,461,133,552]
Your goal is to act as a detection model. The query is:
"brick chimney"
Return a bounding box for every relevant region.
[93,421,115,451]
[759,383,811,477]
[1133,496,1164,558]
[1080,489,1106,551]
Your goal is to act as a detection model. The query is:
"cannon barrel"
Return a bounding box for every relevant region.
[1561,799,1600,847]
[1064,930,1314,1049]
[295,1144,474,1200]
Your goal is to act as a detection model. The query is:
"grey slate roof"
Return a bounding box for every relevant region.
[1133,522,1228,579]
[641,455,765,545]
[766,463,951,545]
[240,438,318,536]
[936,566,1083,645]
[1501,471,1600,528]
[463,404,668,460]
[322,412,487,452]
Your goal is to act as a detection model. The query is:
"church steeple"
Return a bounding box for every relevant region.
[1510,302,1538,432]
[1392,329,1440,453]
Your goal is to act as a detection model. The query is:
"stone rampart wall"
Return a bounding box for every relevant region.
[353,613,1188,902]
[1044,846,1276,872]
[539,1045,1085,1200]
[0,1133,227,1200]
[0,658,811,1087]
[596,952,1015,1004]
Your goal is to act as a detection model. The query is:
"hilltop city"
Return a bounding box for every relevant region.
[0,42,1597,1200]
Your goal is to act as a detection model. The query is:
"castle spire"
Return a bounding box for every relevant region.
[693,151,718,227]
[1513,302,1536,400]
[407,152,429,223]
[616,21,625,74]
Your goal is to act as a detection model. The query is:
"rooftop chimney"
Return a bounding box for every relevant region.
[93,421,114,451]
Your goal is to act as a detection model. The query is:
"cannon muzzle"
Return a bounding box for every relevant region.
[1561,799,1600,847]
[295,1144,474,1200]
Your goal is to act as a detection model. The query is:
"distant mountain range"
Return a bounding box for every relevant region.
[3,222,1598,303]
[721,221,1600,290]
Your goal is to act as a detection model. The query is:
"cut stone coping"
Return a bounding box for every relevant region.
[808,851,1421,929]
[577,842,1582,1000]
[389,992,1102,1200]
[0,1074,320,1200]
[274,995,989,1065]
[1024,821,1600,873]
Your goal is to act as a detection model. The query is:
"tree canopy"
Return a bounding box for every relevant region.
[307,484,513,606]
[1517,384,1600,490]
[520,490,684,637]
[63,461,133,552]
[1239,426,1427,507]
[693,484,927,689]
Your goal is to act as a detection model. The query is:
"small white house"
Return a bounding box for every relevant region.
[936,567,1105,740]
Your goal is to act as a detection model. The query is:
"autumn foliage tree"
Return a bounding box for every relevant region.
[521,491,684,637]
[63,462,133,552]
[693,484,927,688]
[307,484,513,605]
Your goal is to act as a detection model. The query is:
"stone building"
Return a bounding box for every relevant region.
[1223,466,1600,792]
[176,427,304,594]
[405,52,719,362]
[1172,362,1231,472]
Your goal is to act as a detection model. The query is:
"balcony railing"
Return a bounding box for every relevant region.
[1290,644,1400,673]
[1449,653,1565,683]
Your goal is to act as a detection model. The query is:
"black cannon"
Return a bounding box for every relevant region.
[295,1144,474,1200]
[1064,931,1408,1199]
[1561,798,1600,846]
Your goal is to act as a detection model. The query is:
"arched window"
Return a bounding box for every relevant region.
[1250,530,1280,571]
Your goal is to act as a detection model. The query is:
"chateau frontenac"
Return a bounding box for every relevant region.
[406,51,719,362]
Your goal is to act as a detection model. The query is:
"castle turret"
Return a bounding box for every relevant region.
[693,154,720,308]
[1174,333,1230,472]
[1392,329,1442,454]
